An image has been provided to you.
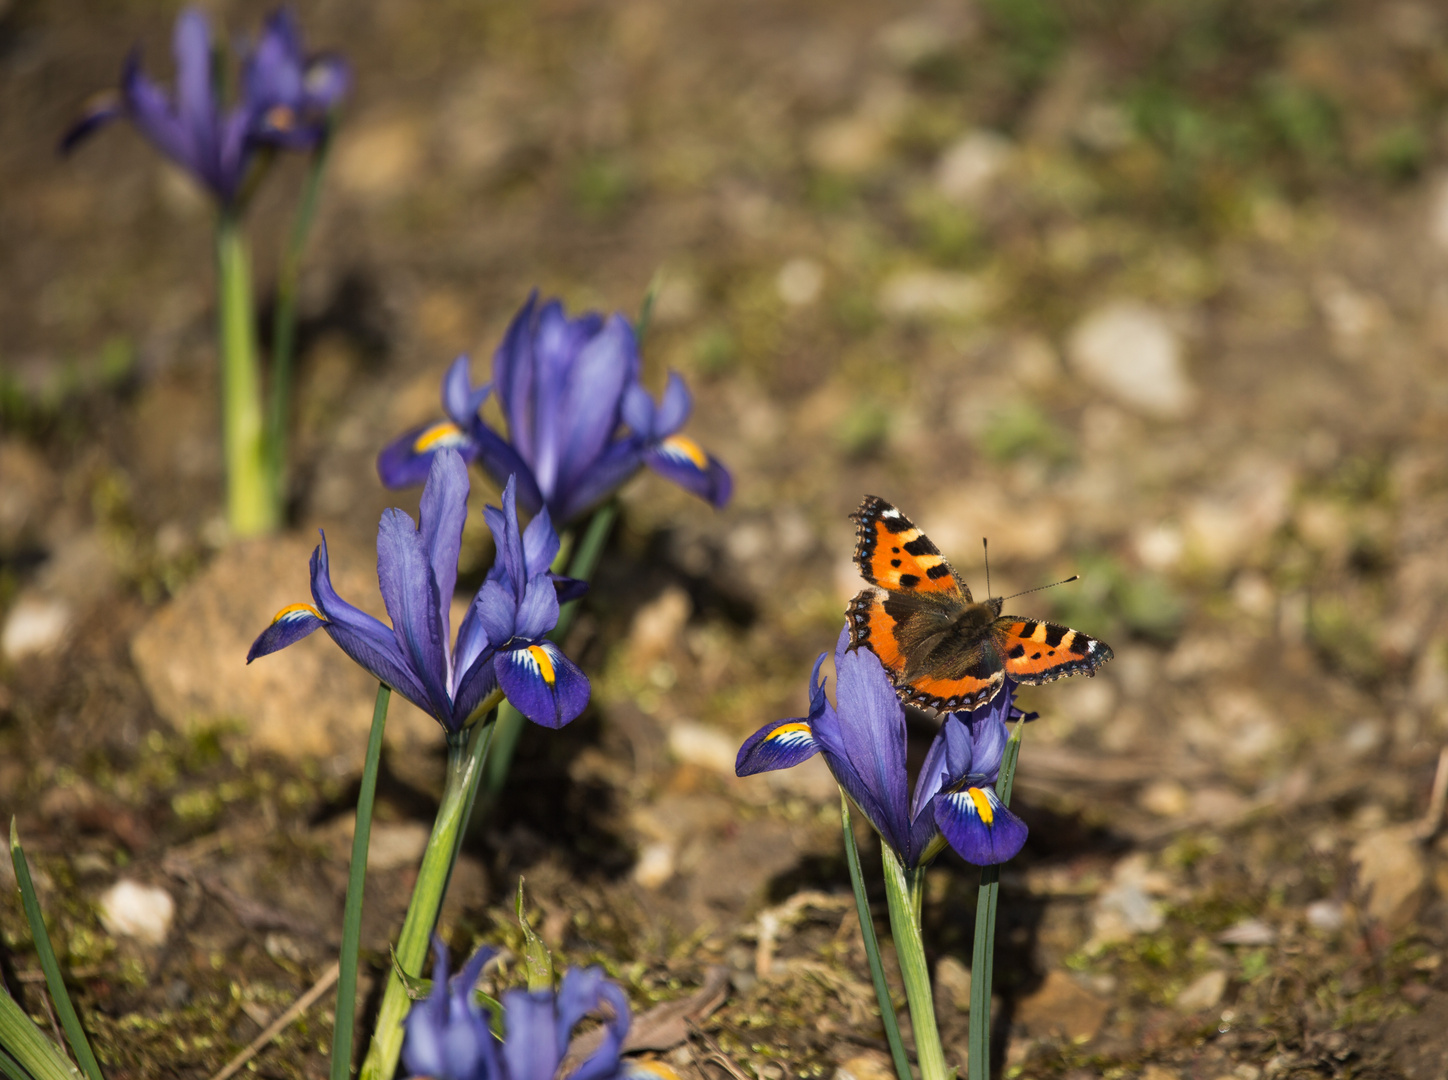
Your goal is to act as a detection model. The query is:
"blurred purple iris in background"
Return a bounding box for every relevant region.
[736,626,1030,867]
[61,6,349,204]
[402,940,656,1080]
[247,451,589,732]
[378,292,732,525]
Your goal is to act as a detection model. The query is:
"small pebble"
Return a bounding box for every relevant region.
[1067,300,1195,419]
[2,594,71,660]
[98,879,175,946]
[1305,899,1346,932]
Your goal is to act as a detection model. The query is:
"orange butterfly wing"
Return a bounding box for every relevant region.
[994,619,1113,684]
[851,496,966,598]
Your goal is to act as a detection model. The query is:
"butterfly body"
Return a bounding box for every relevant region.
[847,496,1112,712]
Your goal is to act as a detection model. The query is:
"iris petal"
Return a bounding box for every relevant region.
[933,784,1028,866]
[735,718,821,776]
[642,438,732,508]
[376,508,454,724]
[495,642,589,729]
[246,602,325,662]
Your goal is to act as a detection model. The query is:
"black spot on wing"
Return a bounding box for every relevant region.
[898,573,920,588]
[882,515,912,534]
[1069,633,1091,656]
[891,558,902,568]
[1016,621,1039,639]
[1008,644,1025,658]
[926,564,952,580]
[1044,624,1068,648]
[902,535,939,557]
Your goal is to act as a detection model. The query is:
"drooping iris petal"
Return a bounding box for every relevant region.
[59,91,123,153]
[933,782,1028,866]
[377,507,453,721]
[569,980,631,1080]
[654,373,693,435]
[419,450,469,676]
[642,436,732,508]
[377,420,475,489]
[246,602,325,661]
[552,439,646,525]
[830,628,913,856]
[442,354,490,427]
[735,718,821,776]
[495,642,589,729]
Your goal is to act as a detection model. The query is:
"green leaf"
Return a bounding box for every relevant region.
[515,879,554,993]
[0,988,82,1080]
[7,821,98,1080]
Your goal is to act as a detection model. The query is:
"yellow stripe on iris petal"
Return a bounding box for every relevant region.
[271,602,324,625]
[966,787,995,825]
[525,644,556,685]
[412,421,467,453]
[661,434,708,469]
[767,721,814,746]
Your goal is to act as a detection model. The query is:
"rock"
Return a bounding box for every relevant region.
[130,535,440,769]
[2,593,71,660]
[364,821,430,872]
[1088,853,1167,948]
[668,721,740,777]
[1139,779,1191,818]
[633,840,676,889]
[835,1050,894,1080]
[1305,899,1346,932]
[0,440,57,554]
[1351,824,1427,930]
[935,130,1013,205]
[335,113,425,202]
[777,258,824,307]
[1066,300,1195,419]
[935,955,972,1012]
[807,116,888,175]
[919,483,1064,562]
[1175,969,1228,1012]
[628,586,693,668]
[1218,918,1275,946]
[879,270,994,322]
[1015,970,1110,1042]
[98,879,175,946]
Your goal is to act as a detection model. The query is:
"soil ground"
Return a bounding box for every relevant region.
[6,1,1448,1077]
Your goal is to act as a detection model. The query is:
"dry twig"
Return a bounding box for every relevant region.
[207,961,339,1080]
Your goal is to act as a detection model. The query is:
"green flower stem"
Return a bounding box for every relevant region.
[479,500,618,812]
[967,720,1025,1080]
[359,695,502,1080]
[8,821,101,1080]
[841,795,912,1080]
[267,121,336,502]
[216,212,277,536]
[880,845,947,1080]
[330,684,390,1080]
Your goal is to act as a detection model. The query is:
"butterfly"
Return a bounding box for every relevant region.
[846,495,1113,712]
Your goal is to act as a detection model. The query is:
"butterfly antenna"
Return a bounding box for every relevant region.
[1000,574,1081,603]
[982,538,991,598]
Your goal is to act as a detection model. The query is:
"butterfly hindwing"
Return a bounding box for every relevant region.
[994,618,1113,684]
[852,496,966,597]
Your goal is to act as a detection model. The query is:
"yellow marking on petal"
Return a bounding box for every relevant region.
[271,602,323,624]
[526,644,556,686]
[662,434,708,469]
[264,104,297,132]
[767,721,813,743]
[412,421,466,453]
[623,1062,682,1080]
[967,787,995,825]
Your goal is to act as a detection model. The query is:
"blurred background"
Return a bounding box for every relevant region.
[5,0,1448,1076]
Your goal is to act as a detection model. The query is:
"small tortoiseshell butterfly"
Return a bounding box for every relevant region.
[846,495,1113,712]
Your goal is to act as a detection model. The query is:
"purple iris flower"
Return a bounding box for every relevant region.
[736,626,1030,867]
[377,293,732,525]
[402,940,639,1080]
[247,450,589,732]
[61,7,349,205]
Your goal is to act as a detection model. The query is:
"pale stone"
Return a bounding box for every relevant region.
[2,594,71,660]
[777,258,825,307]
[935,955,972,1012]
[667,720,739,777]
[879,270,993,322]
[633,840,676,889]
[1175,969,1228,1012]
[335,114,424,201]
[1089,854,1166,948]
[835,1050,895,1080]
[807,116,888,175]
[1139,779,1191,818]
[1133,522,1184,571]
[1351,824,1427,930]
[935,130,1013,205]
[98,879,175,946]
[130,535,440,769]
[1218,918,1276,946]
[628,586,693,667]
[1305,899,1346,932]
[1067,300,1195,419]
[366,821,431,872]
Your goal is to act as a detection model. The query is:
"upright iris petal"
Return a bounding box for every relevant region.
[377,292,732,524]
[247,453,589,733]
[736,626,1030,867]
[61,5,348,205]
[401,943,636,1080]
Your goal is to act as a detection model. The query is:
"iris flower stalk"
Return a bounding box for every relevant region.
[247,450,590,1080]
[737,628,1031,1080]
[63,7,349,536]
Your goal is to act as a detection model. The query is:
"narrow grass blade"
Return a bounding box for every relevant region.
[636,273,661,346]
[967,719,1024,1080]
[480,500,618,808]
[840,795,912,1080]
[267,118,337,501]
[0,989,80,1080]
[330,684,390,1080]
[8,822,101,1080]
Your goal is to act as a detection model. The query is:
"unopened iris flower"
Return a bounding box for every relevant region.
[736,626,1030,867]
[247,451,589,731]
[378,293,731,524]
[403,940,675,1080]
[61,6,348,204]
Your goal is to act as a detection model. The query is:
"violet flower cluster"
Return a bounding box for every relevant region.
[378,292,732,525]
[247,451,589,731]
[737,626,1030,867]
[62,7,349,205]
[403,941,673,1080]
